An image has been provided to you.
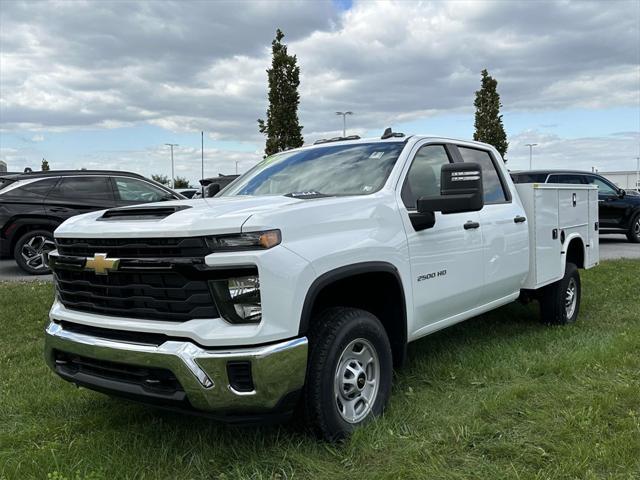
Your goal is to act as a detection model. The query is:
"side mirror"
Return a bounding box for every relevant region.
[417,162,484,215]
[618,189,626,198]
[204,183,220,198]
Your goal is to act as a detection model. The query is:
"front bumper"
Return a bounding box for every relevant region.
[44,321,308,416]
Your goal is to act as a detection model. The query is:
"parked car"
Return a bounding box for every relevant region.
[174,188,198,199]
[196,174,240,198]
[0,170,183,274]
[44,132,599,441]
[511,170,640,243]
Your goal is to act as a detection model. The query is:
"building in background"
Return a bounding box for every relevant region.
[0,160,6,172]
[599,171,640,192]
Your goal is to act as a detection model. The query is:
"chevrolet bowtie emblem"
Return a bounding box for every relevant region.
[85,253,120,275]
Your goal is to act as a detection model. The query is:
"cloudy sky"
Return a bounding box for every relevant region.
[1,0,639,184]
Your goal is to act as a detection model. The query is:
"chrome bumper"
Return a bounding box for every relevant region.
[44,321,308,413]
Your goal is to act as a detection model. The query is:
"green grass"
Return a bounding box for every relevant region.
[1,260,639,480]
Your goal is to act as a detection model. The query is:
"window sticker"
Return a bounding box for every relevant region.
[369,151,384,159]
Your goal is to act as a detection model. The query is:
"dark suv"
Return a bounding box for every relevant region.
[0,170,183,274]
[511,170,640,243]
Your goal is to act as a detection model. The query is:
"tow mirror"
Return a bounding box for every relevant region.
[417,162,484,215]
[204,183,220,198]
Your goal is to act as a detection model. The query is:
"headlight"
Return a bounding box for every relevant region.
[209,275,262,324]
[205,230,281,251]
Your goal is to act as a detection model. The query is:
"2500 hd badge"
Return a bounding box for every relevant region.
[417,269,447,282]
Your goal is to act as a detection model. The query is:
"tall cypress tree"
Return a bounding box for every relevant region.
[258,29,304,156]
[473,69,508,160]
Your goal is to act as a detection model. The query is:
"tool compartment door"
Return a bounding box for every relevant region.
[533,186,562,285]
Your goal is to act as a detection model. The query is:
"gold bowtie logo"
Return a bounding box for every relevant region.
[85,253,120,275]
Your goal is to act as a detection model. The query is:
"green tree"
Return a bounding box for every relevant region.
[173,176,190,189]
[151,174,170,186]
[473,69,508,160]
[41,158,50,171]
[257,29,304,156]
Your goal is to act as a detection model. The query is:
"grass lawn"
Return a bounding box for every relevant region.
[1,260,639,480]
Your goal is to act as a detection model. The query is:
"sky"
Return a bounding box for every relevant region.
[1,0,639,185]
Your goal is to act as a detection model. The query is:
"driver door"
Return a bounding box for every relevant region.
[398,142,484,338]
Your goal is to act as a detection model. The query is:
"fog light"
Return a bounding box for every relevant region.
[209,275,261,324]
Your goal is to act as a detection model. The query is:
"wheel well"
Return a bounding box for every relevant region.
[301,265,407,367]
[8,221,57,252]
[565,237,585,269]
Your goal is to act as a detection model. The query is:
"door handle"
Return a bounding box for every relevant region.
[49,207,69,212]
[514,215,527,223]
[464,221,480,230]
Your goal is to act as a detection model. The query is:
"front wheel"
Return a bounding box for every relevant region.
[539,262,581,325]
[304,307,393,441]
[13,229,55,275]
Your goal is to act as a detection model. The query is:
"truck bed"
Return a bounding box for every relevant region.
[516,183,599,290]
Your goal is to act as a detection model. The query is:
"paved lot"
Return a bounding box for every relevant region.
[0,259,53,282]
[0,235,638,282]
[599,234,640,260]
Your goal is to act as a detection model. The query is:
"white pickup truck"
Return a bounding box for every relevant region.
[44,132,599,441]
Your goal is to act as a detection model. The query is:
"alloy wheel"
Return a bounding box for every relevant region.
[20,235,55,271]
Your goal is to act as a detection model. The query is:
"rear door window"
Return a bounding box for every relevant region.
[510,173,549,183]
[547,174,586,184]
[49,176,114,202]
[457,147,508,203]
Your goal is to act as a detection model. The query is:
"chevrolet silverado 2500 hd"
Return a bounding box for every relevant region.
[44,133,599,441]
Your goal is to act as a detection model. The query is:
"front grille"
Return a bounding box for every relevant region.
[56,237,210,258]
[55,268,218,322]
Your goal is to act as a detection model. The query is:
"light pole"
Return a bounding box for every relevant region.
[335,111,353,137]
[165,143,178,189]
[525,143,538,170]
[201,132,204,181]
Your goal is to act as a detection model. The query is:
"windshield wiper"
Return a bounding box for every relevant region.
[284,191,331,199]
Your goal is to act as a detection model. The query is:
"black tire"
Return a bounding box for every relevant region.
[539,262,581,325]
[304,307,393,442]
[13,229,55,275]
[626,212,640,243]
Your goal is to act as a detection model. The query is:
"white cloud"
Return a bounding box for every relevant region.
[507,130,640,172]
[1,0,638,140]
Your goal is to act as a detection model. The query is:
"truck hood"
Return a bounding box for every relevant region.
[55,195,302,238]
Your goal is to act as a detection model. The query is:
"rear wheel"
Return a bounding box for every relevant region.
[13,229,55,275]
[626,213,640,243]
[304,307,393,441]
[539,262,581,325]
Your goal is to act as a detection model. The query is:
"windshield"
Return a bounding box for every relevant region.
[221,142,406,197]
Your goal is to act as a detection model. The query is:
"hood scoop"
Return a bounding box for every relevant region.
[99,205,191,221]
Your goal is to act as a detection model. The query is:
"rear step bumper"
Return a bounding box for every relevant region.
[44,321,308,414]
